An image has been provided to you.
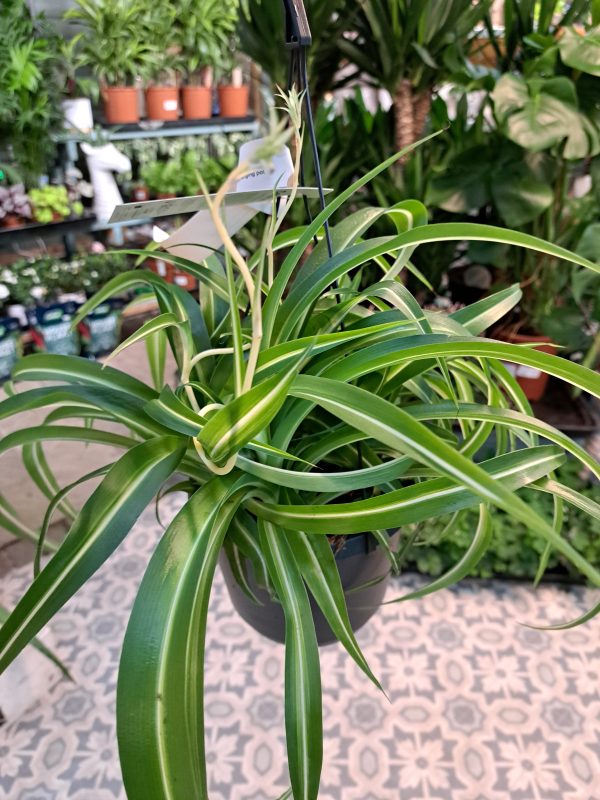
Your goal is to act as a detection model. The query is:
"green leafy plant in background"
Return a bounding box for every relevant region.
[403,460,600,581]
[0,260,44,307]
[65,0,153,87]
[482,0,598,74]
[1,99,600,799]
[76,251,130,296]
[29,186,83,224]
[1,252,129,307]
[141,150,239,197]
[0,0,65,183]
[424,1,600,342]
[174,0,240,83]
[140,160,183,198]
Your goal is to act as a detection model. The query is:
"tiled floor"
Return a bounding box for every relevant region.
[1,494,599,799]
[0,342,178,548]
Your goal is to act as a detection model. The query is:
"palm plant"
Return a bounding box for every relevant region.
[336,0,493,152]
[1,102,600,799]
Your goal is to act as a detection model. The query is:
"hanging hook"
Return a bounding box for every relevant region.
[283,0,312,48]
[282,0,333,258]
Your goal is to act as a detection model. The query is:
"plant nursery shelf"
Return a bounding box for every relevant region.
[55,116,260,143]
[0,214,97,250]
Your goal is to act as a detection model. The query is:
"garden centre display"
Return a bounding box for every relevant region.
[0,251,130,363]
[0,2,599,798]
[1,97,600,798]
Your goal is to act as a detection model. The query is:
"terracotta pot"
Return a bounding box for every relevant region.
[102,86,139,124]
[145,87,180,121]
[132,185,149,202]
[157,192,176,200]
[181,85,212,119]
[1,214,22,229]
[218,84,249,118]
[147,257,174,283]
[172,267,198,292]
[495,329,557,402]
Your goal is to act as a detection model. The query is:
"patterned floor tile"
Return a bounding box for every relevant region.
[1,495,599,799]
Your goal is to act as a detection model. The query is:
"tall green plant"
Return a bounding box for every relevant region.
[173,0,240,83]
[336,0,492,151]
[1,105,600,798]
[65,0,153,86]
[0,0,64,182]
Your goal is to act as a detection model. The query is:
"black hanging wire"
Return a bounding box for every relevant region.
[300,48,332,258]
[284,0,334,259]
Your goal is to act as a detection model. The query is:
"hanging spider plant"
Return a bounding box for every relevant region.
[1,96,599,799]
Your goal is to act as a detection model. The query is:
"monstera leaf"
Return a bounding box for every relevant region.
[492,74,599,159]
[491,158,555,228]
[426,141,554,227]
[559,25,600,76]
[576,223,600,268]
[425,145,492,213]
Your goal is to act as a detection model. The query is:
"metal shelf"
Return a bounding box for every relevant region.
[5,118,260,254]
[54,116,260,144]
[0,214,96,251]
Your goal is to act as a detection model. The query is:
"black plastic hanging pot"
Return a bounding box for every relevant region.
[220,530,399,646]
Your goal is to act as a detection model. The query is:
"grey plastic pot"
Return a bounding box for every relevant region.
[220,530,399,646]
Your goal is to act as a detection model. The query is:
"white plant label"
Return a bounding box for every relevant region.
[154,138,296,263]
[236,137,295,214]
[108,136,329,266]
[502,362,542,379]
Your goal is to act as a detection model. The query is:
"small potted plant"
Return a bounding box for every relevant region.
[29,185,83,224]
[65,0,152,124]
[140,161,173,199]
[218,49,250,118]
[0,185,32,228]
[0,259,43,326]
[58,36,99,132]
[141,152,200,199]
[142,3,180,121]
[1,101,600,798]
[173,0,240,120]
